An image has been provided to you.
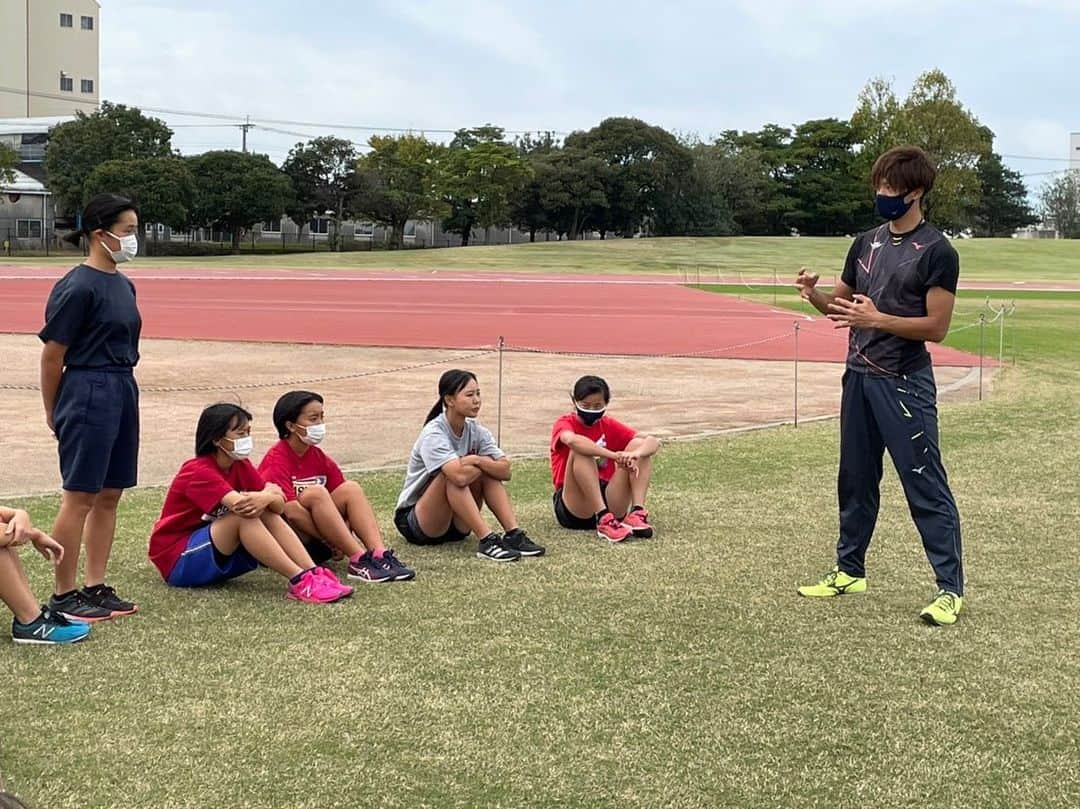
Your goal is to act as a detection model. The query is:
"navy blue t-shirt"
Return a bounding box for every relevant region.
[840,221,959,376]
[38,265,142,368]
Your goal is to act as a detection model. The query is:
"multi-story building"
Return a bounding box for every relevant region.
[1070,132,1080,173]
[0,0,100,118]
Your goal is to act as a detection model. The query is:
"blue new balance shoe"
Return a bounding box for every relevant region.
[11,607,91,646]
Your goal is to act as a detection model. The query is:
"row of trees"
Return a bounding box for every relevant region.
[36,71,1073,250]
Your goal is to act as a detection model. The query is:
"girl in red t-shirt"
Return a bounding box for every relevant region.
[149,403,351,603]
[550,375,661,542]
[259,391,414,583]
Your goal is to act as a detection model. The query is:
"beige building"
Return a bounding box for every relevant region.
[0,0,100,118]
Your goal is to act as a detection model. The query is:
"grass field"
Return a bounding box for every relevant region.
[3,235,1079,284]
[2,244,1079,807]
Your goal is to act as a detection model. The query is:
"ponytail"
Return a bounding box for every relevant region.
[425,369,478,424]
[64,193,139,247]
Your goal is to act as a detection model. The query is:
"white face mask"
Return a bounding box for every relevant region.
[223,435,253,460]
[300,423,326,446]
[104,231,139,263]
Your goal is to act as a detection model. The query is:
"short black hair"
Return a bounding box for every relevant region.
[425,369,478,424]
[273,390,323,438]
[63,193,140,246]
[572,375,610,403]
[871,146,937,195]
[195,403,252,456]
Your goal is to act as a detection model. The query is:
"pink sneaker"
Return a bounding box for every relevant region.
[596,512,632,543]
[287,569,349,603]
[315,566,354,598]
[620,508,654,538]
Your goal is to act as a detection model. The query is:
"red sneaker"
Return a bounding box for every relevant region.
[621,508,654,538]
[596,512,632,543]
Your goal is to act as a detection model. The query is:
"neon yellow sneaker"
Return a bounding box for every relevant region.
[920,590,963,626]
[797,567,866,597]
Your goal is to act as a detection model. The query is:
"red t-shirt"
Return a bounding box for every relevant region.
[257,439,346,502]
[549,413,636,489]
[148,456,266,579]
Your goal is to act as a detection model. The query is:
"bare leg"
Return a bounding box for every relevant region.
[261,512,317,569]
[83,488,123,587]
[625,437,655,509]
[561,450,607,519]
[209,512,304,580]
[291,486,363,557]
[51,490,95,594]
[445,479,494,538]
[0,548,42,624]
[332,481,385,552]
[480,475,519,533]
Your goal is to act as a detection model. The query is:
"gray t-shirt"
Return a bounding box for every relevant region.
[396,414,505,510]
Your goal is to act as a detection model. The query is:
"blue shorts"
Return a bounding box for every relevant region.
[54,367,140,493]
[166,525,259,588]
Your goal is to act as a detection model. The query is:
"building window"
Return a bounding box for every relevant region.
[81,15,94,30]
[309,217,330,235]
[81,79,94,94]
[59,76,73,92]
[262,219,281,233]
[16,220,44,239]
[354,221,374,239]
[60,13,73,27]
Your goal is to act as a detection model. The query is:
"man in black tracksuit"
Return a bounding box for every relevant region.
[795,145,965,626]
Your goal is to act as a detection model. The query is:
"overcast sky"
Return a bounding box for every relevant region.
[98,0,1077,193]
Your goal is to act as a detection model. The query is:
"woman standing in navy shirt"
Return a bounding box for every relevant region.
[39,194,143,622]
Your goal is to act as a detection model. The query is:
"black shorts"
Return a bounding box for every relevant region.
[54,367,139,493]
[394,505,471,546]
[552,480,607,531]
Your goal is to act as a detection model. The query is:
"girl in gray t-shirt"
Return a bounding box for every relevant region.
[393,370,544,563]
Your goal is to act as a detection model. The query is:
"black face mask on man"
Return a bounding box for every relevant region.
[875,192,915,221]
[576,406,605,426]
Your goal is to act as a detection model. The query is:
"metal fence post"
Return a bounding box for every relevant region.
[978,312,986,401]
[793,321,800,428]
[497,336,505,445]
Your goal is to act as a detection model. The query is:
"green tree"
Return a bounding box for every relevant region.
[565,117,692,237]
[784,118,870,235]
[716,126,795,234]
[509,133,561,241]
[651,142,736,236]
[83,157,196,254]
[353,134,445,250]
[186,151,294,251]
[0,143,17,184]
[441,126,530,246]
[281,136,359,251]
[537,146,610,240]
[973,151,1036,236]
[1040,171,1080,238]
[43,102,174,215]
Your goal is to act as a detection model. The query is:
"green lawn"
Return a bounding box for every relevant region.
[4,236,1079,284]
[3,291,1080,807]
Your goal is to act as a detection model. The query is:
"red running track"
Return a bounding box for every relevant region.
[0,270,981,366]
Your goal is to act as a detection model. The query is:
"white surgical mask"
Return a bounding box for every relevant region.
[300,423,326,446]
[104,231,139,263]
[223,435,253,460]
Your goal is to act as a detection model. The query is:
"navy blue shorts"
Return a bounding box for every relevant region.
[166,525,259,588]
[54,367,139,493]
[394,505,470,545]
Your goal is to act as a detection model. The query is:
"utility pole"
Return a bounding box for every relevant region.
[240,115,253,153]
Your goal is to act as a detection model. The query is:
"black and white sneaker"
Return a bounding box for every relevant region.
[503,528,545,557]
[80,584,139,617]
[476,533,520,563]
[47,590,113,623]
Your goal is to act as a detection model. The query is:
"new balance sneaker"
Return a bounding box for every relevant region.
[920,590,963,626]
[347,552,395,583]
[379,549,416,581]
[620,508,654,539]
[287,569,350,603]
[503,528,545,557]
[596,513,632,543]
[80,584,139,617]
[477,533,520,563]
[12,607,91,646]
[797,567,867,597]
[48,590,113,623]
[314,566,354,598]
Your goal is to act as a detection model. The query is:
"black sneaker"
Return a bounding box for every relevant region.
[48,590,113,623]
[81,584,139,617]
[476,533,520,563]
[503,528,545,557]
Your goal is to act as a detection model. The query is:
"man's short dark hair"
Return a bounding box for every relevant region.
[871,146,937,195]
